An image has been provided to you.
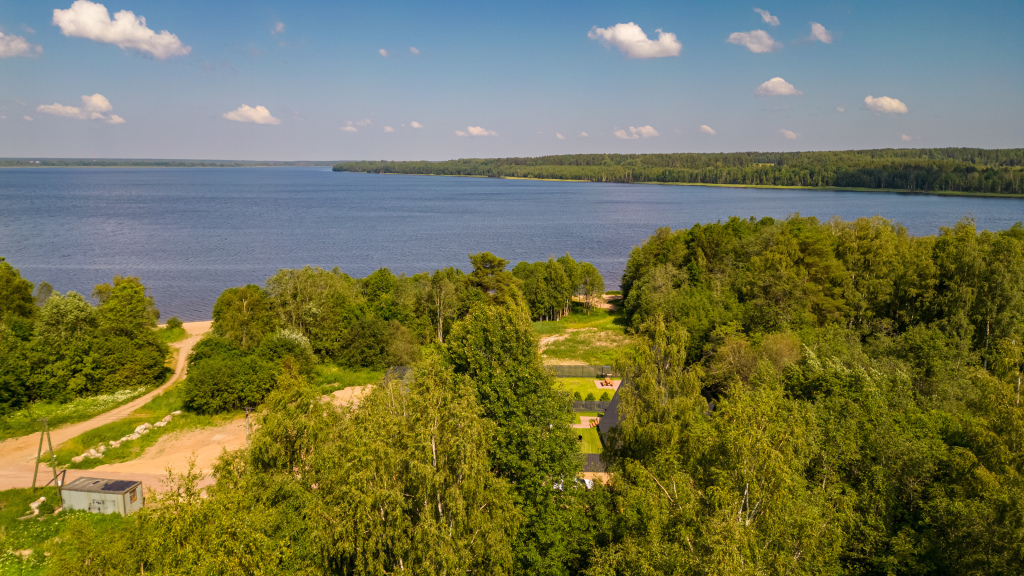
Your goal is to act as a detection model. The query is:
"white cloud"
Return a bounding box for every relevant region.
[272,21,285,35]
[810,22,832,44]
[52,0,190,59]
[614,125,659,139]
[384,126,394,133]
[379,48,388,57]
[755,77,802,96]
[24,115,33,121]
[409,46,420,55]
[355,118,372,126]
[726,30,781,53]
[457,125,497,137]
[779,128,799,139]
[836,106,845,112]
[222,104,280,125]
[37,93,125,123]
[556,133,565,140]
[754,8,780,26]
[864,95,908,114]
[580,131,589,137]
[699,124,716,135]
[410,120,422,129]
[0,32,42,58]
[588,22,681,59]
[23,25,37,35]
[341,125,358,133]
[901,134,913,142]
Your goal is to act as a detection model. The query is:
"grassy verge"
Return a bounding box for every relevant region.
[43,385,240,469]
[0,387,151,443]
[155,326,188,344]
[313,364,385,395]
[555,378,616,401]
[576,427,604,454]
[0,486,125,575]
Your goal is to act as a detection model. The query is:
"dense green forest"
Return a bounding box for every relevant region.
[334,148,1024,195]
[183,253,605,413]
[0,260,169,417]
[5,216,1024,574]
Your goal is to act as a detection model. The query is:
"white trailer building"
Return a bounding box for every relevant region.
[60,477,145,516]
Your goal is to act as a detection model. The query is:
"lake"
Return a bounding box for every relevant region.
[1,167,1021,321]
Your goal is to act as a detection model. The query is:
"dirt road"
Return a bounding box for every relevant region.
[0,321,212,491]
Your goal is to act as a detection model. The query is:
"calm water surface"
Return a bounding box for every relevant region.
[1,167,1021,320]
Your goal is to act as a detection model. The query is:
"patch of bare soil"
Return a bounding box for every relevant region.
[327,385,373,409]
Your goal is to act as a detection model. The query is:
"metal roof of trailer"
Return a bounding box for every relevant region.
[62,477,141,494]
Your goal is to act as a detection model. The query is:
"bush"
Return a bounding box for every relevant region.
[38,499,56,515]
[584,392,596,402]
[183,354,276,414]
[599,391,610,401]
[166,316,183,330]
[573,391,582,401]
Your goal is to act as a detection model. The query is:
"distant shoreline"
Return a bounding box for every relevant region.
[342,171,1024,200]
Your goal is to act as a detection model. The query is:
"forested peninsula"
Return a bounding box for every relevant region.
[334,148,1024,195]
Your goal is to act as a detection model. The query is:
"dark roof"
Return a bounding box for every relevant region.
[62,477,141,494]
[597,376,627,446]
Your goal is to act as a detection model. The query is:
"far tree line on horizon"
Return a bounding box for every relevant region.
[335,147,1024,195]
[1,215,1022,575]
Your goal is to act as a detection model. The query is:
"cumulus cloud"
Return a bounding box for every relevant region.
[864,95,908,114]
[836,106,845,112]
[409,46,419,55]
[810,22,832,44]
[341,125,358,133]
[614,125,659,139]
[755,77,802,96]
[24,115,33,121]
[384,126,394,133]
[588,22,681,59]
[580,131,589,137]
[52,1,190,59]
[222,104,280,125]
[456,125,497,137]
[754,8,779,26]
[726,29,781,53]
[379,48,388,57]
[272,21,285,35]
[410,120,422,129]
[901,134,913,142]
[0,32,42,58]
[556,133,565,140]
[355,118,372,126]
[779,128,799,139]
[699,124,716,135]
[37,93,126,123]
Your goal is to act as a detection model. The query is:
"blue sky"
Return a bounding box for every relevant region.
[1,0,1022,160]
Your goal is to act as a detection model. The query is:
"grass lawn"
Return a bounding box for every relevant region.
[0,486,125,575]
[576,427,604,454]
[554,378,616,402]
[535,301,631,366]
[43,385,240,470]
[313,364,385,395]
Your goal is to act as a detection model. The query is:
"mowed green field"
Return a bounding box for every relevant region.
[553,377,616,400]
[534,302,632,366]
[576,427,603,454]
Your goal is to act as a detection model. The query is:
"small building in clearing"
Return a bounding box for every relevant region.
[61,477,144,516]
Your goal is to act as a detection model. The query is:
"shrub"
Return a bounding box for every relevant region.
[599,391,610,401]
[573,391,582,401]
[584,392,596,402]
[166,316,183,330]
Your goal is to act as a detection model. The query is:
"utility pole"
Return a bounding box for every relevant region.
[32,418,63,507]
[244,407,252,446]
